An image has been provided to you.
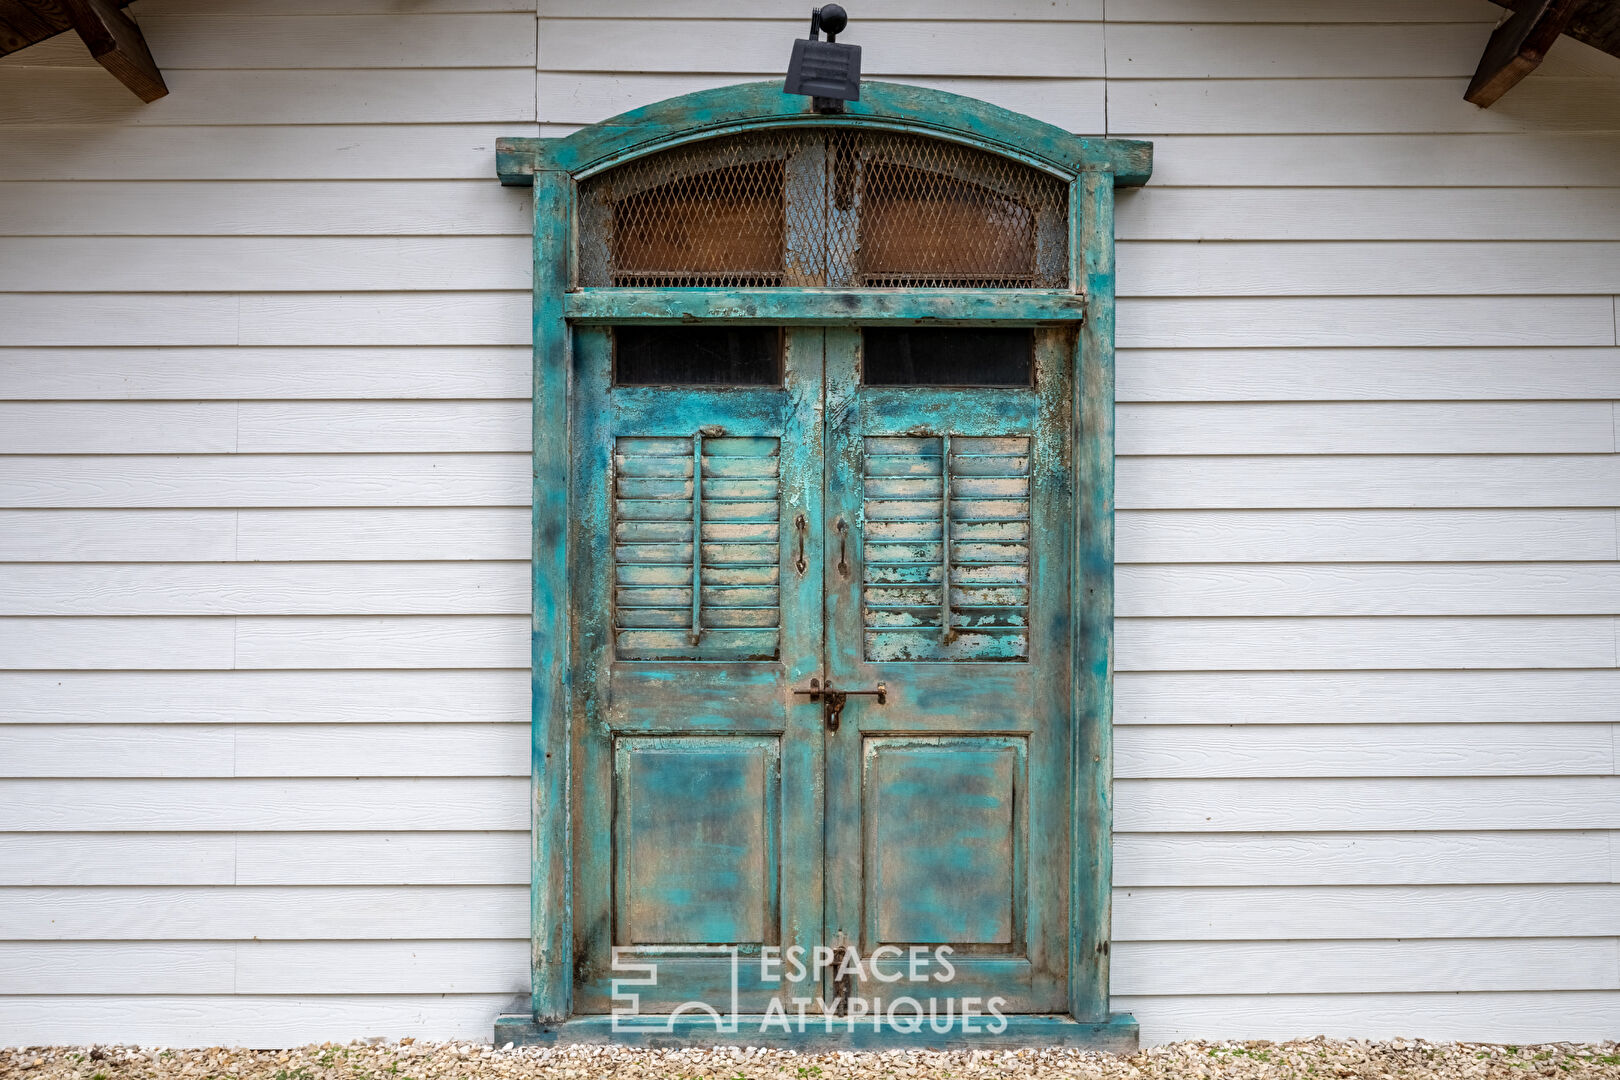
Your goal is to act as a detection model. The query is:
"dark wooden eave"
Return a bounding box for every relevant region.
[1475,0,1620,105]
[0,0,167,102]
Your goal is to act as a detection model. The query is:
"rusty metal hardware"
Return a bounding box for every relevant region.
[578,130,1069,288]
[835,517,849,577]
[792,678,886,732]
[793,512,808,575]
[829,944,853,1016]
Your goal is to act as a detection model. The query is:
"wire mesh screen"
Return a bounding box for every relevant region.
[578,130,1069,288]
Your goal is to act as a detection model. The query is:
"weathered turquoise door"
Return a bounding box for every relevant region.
[823,327,1074,1014]
[570,326,828,1012]
[570,324,1073,1018]
[495,79,1150,1047]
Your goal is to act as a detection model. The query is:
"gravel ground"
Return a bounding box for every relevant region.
[4,1040,1619,1080]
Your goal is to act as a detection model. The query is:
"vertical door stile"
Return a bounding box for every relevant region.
[940,432,953,645]
[1072,171,1118,1024]
[778,327,827,1003]
[532,168,573,1024]
[820,325,863,975]
[823,324,1071,1016]
[690,432,703,644]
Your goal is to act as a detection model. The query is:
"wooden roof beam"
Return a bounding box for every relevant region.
[63,0,167,102]
[1466,0,1581,107]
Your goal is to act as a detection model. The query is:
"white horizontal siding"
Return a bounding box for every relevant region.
[0,832,531,885]
[0,0,541,1043]
[1115,832,1620,886]
[1115,669,1620,725]
[0,347,532,399]
[0,886,530,939]
[1,0,1618,1051]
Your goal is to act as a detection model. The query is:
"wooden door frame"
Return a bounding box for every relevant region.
[495,80,1151,1048]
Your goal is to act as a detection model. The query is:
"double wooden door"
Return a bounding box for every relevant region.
[570,325,1076,1017]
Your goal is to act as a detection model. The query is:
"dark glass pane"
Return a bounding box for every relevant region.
[862,328,1033,387]
[614,327,782,386]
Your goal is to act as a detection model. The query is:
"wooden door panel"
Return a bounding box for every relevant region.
[571,326,825,1015]
[615,735,780,947]
[824,327,1073,1014]
[863,736,1025,950]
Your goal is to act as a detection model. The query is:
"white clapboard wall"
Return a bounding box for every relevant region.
[1,0,1618,1049]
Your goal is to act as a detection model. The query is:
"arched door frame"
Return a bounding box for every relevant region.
[496,80,1151,1048]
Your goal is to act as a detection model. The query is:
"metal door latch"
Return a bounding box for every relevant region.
[829,945,853,1016]
[792,678,887,732]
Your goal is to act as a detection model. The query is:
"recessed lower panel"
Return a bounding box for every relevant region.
[862,736,1025,950]
[615,735,780,946]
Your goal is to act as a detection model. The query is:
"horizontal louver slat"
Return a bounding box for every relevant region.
[612,435,781,661]
[861,435,1032,663]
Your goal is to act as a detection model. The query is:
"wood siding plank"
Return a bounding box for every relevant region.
[1116,189,1620,242]
[1115,670,1620,726]
[0,885,529,938]
[1105,24,1487,79]
[0,238,531,292]
[1117,402,1617,455]
[1112,883,1620,938]
[0,723,529,777]
[0,777,530,831]
[0,454,530,507]
[1111,939,1620,995]
[0,830,529,885]
[1116,455,1620,509]
[0,125,536,181]
[1116,723,1618,778]
[1116,297,1619,348]
[0,563,530,615]
[1115,832,1619,886]
[534,73,1107,132]
[1118,348,1620,401]
[1115,510,1620,563]
[1117,241,1620,297]
[0,69,537,125]
[0,670,529,724]
[1110,78,1620,135]
[1116,779,1620,832]
[1116,564,1620,617]
[1143,134,1620,187]
[0,510,239,561]
[0,180,532,236]
[1115,615,1620,670]
[0,347,532,400]
[236,509,530,561]
[537,20,1105,78]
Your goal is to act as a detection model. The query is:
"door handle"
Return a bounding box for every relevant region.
[792,678,887,732]
[835,517,849,577]
[793,512,808,575]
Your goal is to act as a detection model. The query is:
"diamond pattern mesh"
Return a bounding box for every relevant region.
[578,130,1069,289]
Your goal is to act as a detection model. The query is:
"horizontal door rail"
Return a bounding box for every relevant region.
[564,288,1086,325]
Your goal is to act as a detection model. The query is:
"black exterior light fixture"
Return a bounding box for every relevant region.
[784,5,861,113]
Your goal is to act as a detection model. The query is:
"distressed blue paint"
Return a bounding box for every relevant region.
[497,81,1151,187]
[530,169,573,1024]
[500,75,1149,1048]
[565,288,1087,325]
[615,737,780,946]
[1071,172,1117,1024]
[494,1012,1141,1051]
[864,740,1023,946]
